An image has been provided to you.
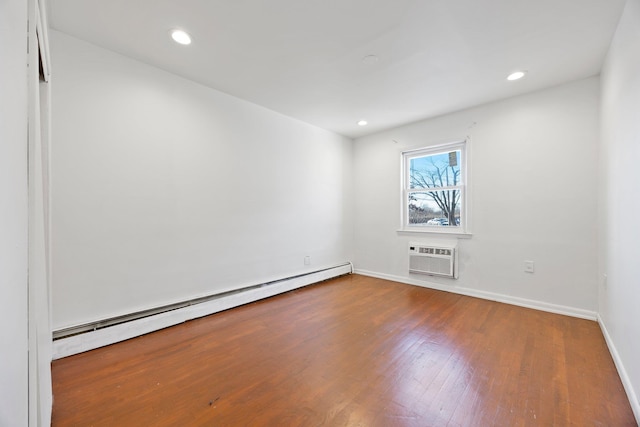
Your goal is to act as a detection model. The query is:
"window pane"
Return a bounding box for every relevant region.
[409,150,461,190]
[408,191,461,226]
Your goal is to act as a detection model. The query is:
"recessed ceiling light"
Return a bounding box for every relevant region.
[357,120,368,126]
[507,71,526,81]
[362,55,379,65]
[171,29,192,45]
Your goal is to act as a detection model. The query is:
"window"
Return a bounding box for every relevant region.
[402,140,467,232]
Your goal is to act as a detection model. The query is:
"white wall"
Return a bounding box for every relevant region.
[51,31,353,330]
[0,0,29,424]
[354,78,600,316]
[599,0,640,419]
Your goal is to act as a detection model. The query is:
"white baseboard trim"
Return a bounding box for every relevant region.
[53,263,352,359]
[354,269,598,321]
[597,314,640,424]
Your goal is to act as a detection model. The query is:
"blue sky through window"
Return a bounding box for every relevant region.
[409,151,460,190]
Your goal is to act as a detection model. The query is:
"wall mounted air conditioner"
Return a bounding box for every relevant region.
[409,242,458,278]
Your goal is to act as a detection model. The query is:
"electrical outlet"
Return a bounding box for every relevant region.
[524,260,535,273]
[304,256,311,266]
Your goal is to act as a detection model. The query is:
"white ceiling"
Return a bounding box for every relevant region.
[49,0,625,139]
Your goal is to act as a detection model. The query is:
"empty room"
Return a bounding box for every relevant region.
[2,0,640,425]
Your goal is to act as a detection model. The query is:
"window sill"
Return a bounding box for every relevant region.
[397,228,473,239]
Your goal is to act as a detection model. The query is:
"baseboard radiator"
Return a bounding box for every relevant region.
[52,263,352,359]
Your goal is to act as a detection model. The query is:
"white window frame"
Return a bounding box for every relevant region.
[400,139,471,236]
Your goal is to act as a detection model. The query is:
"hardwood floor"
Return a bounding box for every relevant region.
[51,274,636,426]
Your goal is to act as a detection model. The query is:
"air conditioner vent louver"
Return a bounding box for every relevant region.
[409,242,458,278]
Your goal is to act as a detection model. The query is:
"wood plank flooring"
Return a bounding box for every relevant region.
[51,274,637,426]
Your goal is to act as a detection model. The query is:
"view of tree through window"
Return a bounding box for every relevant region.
[404,145,465,228]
